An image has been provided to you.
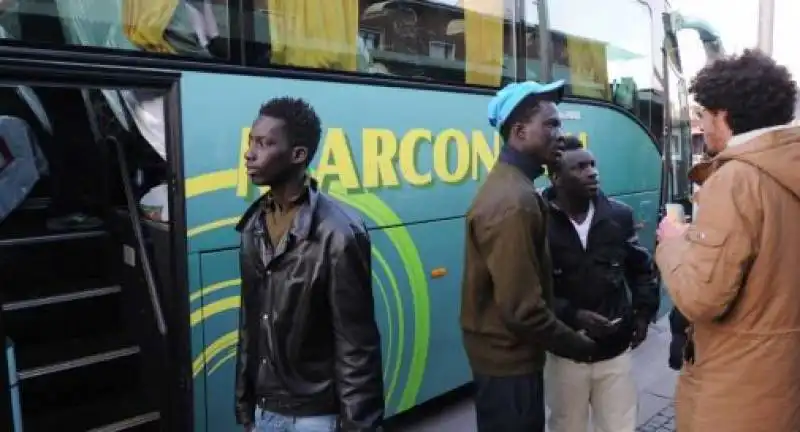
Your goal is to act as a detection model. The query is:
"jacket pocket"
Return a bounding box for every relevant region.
[593,254,626,286]
[686,226,728,283]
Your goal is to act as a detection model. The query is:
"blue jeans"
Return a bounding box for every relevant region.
[254,407,338,432]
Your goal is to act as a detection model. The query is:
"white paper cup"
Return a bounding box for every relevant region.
[665,203,686,224]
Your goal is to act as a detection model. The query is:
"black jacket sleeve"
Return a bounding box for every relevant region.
[621,208,660,322]
[330,229,385,431]
[552,297,579,328]
[235,249,256,426]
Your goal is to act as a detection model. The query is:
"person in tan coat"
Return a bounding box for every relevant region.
[656,49,800,432]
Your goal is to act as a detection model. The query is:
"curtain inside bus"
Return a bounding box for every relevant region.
[463,0,504,87]
[122,0,180,53]
[267,0,359,71]
[565,34,611,100]
[565,35,610,100]
[122,0,211,56]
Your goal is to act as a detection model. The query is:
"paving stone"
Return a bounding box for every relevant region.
[636,403,675,432]
[637,393,673,425]
[394,316,680,432]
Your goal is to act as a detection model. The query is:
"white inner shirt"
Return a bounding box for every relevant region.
[569,201,595,250]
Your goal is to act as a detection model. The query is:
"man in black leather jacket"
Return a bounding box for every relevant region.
[234,97,384,432]
[543,136,660,432]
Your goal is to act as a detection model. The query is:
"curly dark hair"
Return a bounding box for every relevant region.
[689,49,797,135]
[259,97,322,166]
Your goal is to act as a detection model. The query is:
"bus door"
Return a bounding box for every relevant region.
[0,52,192,432]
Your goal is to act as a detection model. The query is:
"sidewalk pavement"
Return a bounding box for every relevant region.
[395,316,679,432]
[632,316,678,432]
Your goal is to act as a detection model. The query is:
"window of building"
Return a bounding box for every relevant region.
[359,28,382,51]
[429,41,455,60]
[0,0,231,60]
[245,0,522,87]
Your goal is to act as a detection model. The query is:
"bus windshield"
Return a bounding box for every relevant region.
[663,10,725,200]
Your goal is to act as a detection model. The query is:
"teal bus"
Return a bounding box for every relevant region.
[0,0,720,430]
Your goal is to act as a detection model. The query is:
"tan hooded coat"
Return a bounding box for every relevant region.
[656,125,800,432]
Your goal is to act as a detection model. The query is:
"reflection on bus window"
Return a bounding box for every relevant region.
[260,0,361,71]
[544,0,654,114]
[2,0,231,59]
[246,0,525,88]
[524,24,567,81]
[122,0,226,56]
[0,1,175,160]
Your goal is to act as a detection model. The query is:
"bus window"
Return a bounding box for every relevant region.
[543,0,655,122]
[522,2,542,80]
[667,53,693,201]
[245,0,527,88]
[1,0,231,59]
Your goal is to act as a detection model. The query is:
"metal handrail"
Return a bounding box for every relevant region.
[107,135,167,335]
[0,304,13,429]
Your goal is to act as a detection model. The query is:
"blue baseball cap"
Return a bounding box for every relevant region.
[488,79,566,129]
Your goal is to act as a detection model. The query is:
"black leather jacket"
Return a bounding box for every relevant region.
[543,188,660,362]
[234,181,384,430]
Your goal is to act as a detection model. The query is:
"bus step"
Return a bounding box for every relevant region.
[0,236,114,304]
[0,228,107,247]
[19,345,140,381]
[88,411,161,432]
[15,333,138,381]
[19,344,145,423]
[17,196,51,211]
[2,284,121,312]
[22,391,159,432]
[3,288,123,349]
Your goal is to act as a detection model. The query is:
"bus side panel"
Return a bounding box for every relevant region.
[186,220,469,431]
[380,218,471,411]
[196,249,241,432]
[187,253,208,432]
[179,72,661,253]
[180,71,494,253]
[179,71,664,429]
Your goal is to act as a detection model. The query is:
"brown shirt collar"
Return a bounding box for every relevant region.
[262,175,311,213]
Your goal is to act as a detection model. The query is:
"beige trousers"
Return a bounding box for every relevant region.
[545,352,637,432]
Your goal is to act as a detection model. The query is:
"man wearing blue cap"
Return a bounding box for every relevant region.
[460,80,596,432]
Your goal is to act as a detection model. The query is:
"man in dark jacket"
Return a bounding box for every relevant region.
[460,80,596,432]
[234,97,384,432]
[543,136,659,432]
